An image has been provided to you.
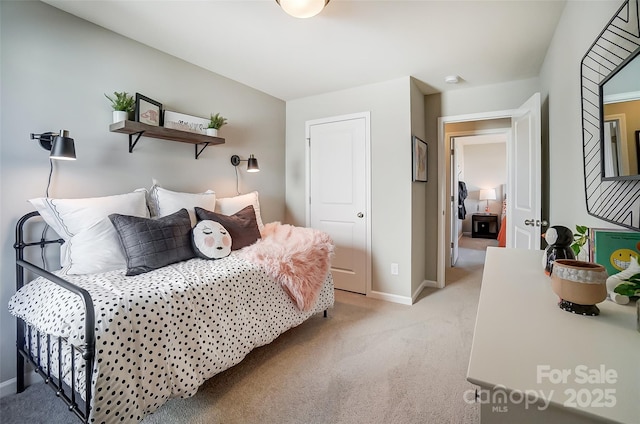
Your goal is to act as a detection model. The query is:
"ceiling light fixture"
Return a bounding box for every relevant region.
[276,0,330,18]
[445,75,460,84]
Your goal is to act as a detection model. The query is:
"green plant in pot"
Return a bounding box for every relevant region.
[206,113,227,136]
[571,225,589,260]
[105,91,135,123]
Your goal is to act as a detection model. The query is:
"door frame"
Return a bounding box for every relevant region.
[305,111,372,295]
[449,130,510,267]
[437,109,516,288]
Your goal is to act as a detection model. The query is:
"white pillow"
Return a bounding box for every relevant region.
[29,190,148,241]
[65,218,126,274]
[149,186,216,226]
[28,190,148,274]
[215,191,264,230]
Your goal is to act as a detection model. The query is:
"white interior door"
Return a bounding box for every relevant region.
[307,113,369,294]
[508,92,542,249]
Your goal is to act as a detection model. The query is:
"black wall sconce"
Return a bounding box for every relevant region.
[30,130,76,160]
[231,154,259,195]
[230,154,259,173]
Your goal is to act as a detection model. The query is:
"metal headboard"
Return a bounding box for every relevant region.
[14,211,95,423]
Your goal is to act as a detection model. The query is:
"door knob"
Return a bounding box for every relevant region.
[536,220,548,227]
[524,219,535,226]
[357,212,364,218]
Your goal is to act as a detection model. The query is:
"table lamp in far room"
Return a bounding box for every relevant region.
[479,188,496,214]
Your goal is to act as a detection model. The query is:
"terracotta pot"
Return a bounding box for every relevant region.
[550,259,608,315]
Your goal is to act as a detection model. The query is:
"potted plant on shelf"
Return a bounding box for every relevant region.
[206,113,227,136]
[105,91,135,123]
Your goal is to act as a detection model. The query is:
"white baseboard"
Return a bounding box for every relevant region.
[0,371,39,399]
[368,290,413,305]
[412,279,439,303]
[369,280,440,306]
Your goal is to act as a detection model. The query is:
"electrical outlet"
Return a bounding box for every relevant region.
[391,263,399,275]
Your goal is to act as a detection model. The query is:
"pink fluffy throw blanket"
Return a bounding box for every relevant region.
[238,222,334,311]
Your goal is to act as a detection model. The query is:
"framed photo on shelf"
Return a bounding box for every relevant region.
[135,93,162,126]
[412,135,428,182]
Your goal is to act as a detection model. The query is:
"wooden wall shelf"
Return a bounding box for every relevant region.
[109,120,225,159]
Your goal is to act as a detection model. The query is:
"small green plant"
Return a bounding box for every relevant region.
[105,91,135,112]
[207,113,227,129]
[613,273,640,297]
[571,225,589,256]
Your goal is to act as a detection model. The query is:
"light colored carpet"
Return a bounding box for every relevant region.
[1,237,491,424]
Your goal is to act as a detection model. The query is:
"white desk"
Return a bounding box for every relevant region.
[467,247,639,424]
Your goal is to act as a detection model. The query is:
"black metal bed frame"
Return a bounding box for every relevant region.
[14,211,95,423]
[13,211,330,423]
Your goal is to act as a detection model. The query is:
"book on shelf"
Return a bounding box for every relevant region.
[589,228,640,277]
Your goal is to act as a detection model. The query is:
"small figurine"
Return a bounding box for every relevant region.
[542,225,576,275]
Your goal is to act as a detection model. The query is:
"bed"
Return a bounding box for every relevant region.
[8,187,334,424]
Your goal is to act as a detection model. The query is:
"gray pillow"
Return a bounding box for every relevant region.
[194,205,261,250]
[109,208,194,276]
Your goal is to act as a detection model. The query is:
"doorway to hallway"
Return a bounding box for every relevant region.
[437,92,543,288]
[446,236,497,284]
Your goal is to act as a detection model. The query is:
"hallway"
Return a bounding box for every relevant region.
[445,235,498,285]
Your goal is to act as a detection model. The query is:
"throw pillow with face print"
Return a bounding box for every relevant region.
[192,220,232,259]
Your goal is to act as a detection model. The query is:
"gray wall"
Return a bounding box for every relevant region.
[410,78,431,295]
[285,77,415,300]
[0,1,285,385]
[461,142,507,232]
[424,93,442,283]
[438,78,540,117]
[539,0,627,231]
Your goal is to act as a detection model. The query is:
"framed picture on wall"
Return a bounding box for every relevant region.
[412,135,428,182]
[163,111,209,134]
[135,93,162,126]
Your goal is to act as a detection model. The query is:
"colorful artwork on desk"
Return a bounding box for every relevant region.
[590,228,640,276]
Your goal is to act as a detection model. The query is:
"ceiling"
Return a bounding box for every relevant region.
[44,0,568,101]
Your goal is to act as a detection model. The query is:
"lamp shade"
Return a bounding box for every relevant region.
[479,189,497,201]
[50,130,76,160]
[247,154,260,172]
[231,154,260,172]
[276,0,329,18]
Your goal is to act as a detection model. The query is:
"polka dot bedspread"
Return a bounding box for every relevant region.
[8,253,334,423]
